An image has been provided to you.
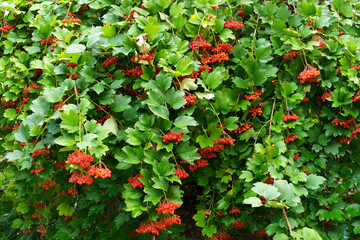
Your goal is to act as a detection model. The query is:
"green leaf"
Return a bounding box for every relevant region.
[4,108,17,120]
[43,87,62,103]
[239,171,253,182]
[345,204,360,218]
[243,197,262,207]
[65,44,86,53]
[16,202,29,214]
[202,225,217,237]
[123,146,144,164]
[193,211,206,228]
[176,142,200,164]
[57,203,75,216]
[14,124,30,143]
[252,182,281,200]
[54,134,76,146]
[148,105,169,120]
[30,97,50,114]
[152,176,169,190]
[170,2,185,16]
[103,117,118,135]
[204,67,227,89]
[305,174,326,190]
[125,128,143,146]
[112,94,131,112]
[102,24,116,38]
[353,220,360,234]
[299,2,317,17]
[274,233,289,240]
[165,88,186,109]
[157,0,171,8]
[144,187,162,204]
[196,135,213,148]
[174,116,197,129]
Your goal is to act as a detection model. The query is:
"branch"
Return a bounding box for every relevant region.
[282,208,296,240]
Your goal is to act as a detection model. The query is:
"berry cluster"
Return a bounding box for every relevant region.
[66,73,79,80]
[21,97,30,105]
[228,208,241,214]
[32,149,51,157]
[156,200,181,215]
[41,180,56,190]
[22,229,31,234]
[353,91,360,102]
[298,65,320,84]
[36,228,47,234]
[179,65,211,81]
[97,115,111,125]
[66,149,94,169]
[64,214,75,221]
[302,97,309,102]
[31,168,45,174]
[122,66,143,77]
[124,10,137,24]
[175,169,189,179]
[189,34,212,50]
[69,172,93,185]
[254,230,268,237]
[131,52,155,63]
[283,50,299,60]
[87,165,111,179]
[215,43,233,53]
[283,114,299,122]
[210,233,231,240]
[224,20,243,29]
[128,173,145,188]
[101,55,118,67]
[182,94,196,108]
[238,10,244,17]
[216,211,224,217]
[162,131,184,144]
[314,39,326,49]
[135,215,181,236]
[34,203,45,209]
[39,36,58,45]
[284,135,298,144]
[0,24,14,33]
[202,52,229,64]
[249,107,262,117]
[213,137,235,147]
[263,177,274,185]
[199,144,225,159]
[244,89,262,100]
[225,122,253,135]
[335,127,360,144]
[54,162,66,169]
[332,118,354,128]
[353,65,360,70]
[187,159,209,172]
[32,213,41,219]
[97,105,111,112]
[320,92,332,102]
[293,153,300,160]
[232,219,245,228]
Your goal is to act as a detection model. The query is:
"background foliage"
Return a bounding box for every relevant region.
[0,0,360,239]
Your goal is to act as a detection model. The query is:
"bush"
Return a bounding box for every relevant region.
[0,0,360,239]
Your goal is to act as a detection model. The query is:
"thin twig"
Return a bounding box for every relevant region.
[282,208,296,240]
[268,97,276,137]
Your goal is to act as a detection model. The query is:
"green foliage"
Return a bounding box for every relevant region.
[0,0,360,239]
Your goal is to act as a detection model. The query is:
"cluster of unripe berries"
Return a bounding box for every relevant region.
[135,215,181,236]
[283,50,299,60]
[101,55,118,67]
[0,24,14,33]
[41,180,56,190]
[182,94,196,108]
[331,118,354,128]
[31,168,45,174]
[128,173,145,188]
[156,200,181,215]
[283,113,299,122]
[32,149,52,157]
[162,131,184,144]
[244,89,262,100]
[284,135,298,144]
[224,20,243,29]
[298,66,320,84]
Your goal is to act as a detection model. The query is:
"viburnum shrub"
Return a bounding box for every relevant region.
[1,0,360,240]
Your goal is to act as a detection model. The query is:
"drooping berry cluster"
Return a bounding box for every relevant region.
[32,214,41,219]
[97,105,111,112]
[124,10,137,24]
[22,229,31,234]
[87,164,111,179]
[189,34,212,50]
[21,97,30,105]
[313,39,326,49]
[244,89,262,100]
[179,65,211,81]
[293,153,300,160]
[353,65,360,70]
[66,149,94,169]
[254,230,268,237]
[0,24,14,33]
[36,228,47,234]
[224,122,253,135]
[228,208,241,214]
[297,65,320,84]
[128,173,145,188]
[283,50,299,60]
[54,100,67,112]
[68,172,94,185]
[101,55,118,67]
[231,220,245,229]
[335,127,360,144]
[162,131,184,144]
[54,162,66,169]
[199,145,225,159]
[353,91,360,102]
[175,168,189,179]
[135,215,181,236]
[202,52,229,64]
[122,66,143,77]
[284,114,299,122]
[66,62,78,69]
[32,149,52,157]
[182,94,196,108]
[238,10,244,17]
[284,135,298,144]
[66,73,79,80]
[31,168,45,174]
[331,118,355,128]
[213,137,235,147]
[263,177,274,185]
[156,200,181,215]
[131,52,155,63]
[320,92,332,102]
[39,35,58,45]
[210,233,231,240]
[215,43,233,53]
[187,159,209,172]
[249,107,262,117]
[41,180,56,190]
[34,203,45,209]
[1,98,15,108]
[224,20,243,29]
[302,97,310,102]
[97,115,111,125]
[64,214,75,221]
